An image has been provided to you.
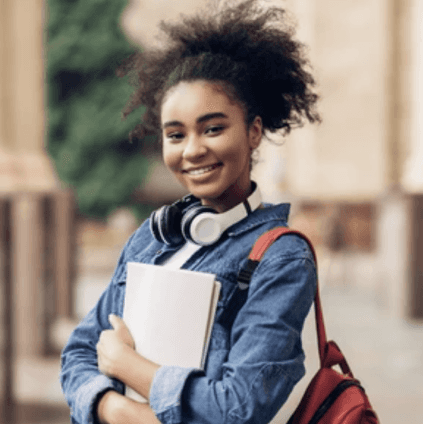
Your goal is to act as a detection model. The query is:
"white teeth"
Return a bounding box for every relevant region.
[186,165,217,175]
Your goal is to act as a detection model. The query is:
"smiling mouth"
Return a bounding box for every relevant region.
[183,163,222,176]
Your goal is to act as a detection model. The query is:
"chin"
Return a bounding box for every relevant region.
[191,189,224,202]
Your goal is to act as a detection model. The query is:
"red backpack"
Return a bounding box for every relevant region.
[240,227,379,424]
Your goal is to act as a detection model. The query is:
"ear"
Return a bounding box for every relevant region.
[248,116,263,150]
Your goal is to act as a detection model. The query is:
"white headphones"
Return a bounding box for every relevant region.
[150,182,262,246]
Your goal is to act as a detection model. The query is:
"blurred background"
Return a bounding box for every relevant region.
[0,0,422,422]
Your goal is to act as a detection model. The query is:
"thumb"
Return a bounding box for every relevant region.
[108,314,123,330]
[108,314,134,348]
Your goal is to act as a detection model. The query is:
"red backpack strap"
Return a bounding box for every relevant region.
[237,227,327,368]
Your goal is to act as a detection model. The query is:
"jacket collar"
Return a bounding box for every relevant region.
[149,202,291,256]
[227,202,291,237]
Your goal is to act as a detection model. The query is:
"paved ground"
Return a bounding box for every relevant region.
[1,403,70,424]
[11,272,423,424]
[274,286,423,424]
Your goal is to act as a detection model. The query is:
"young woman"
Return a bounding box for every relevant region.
[60,1,320,423]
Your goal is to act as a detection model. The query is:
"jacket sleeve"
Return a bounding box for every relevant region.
[149,236,317,424]
[60,232,137,424]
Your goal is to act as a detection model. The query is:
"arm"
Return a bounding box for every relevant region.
[60,232,139,424]
[149,237,317,424]
[60,284,124,424]
[63,309,161,424]
[96,391,161,424]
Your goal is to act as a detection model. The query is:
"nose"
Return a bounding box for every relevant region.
[182,134,207,161]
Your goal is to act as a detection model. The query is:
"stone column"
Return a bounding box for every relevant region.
[11,195,46,356]
[254,0,317,204]
[402,0,423,193]
[399,0,423,319]
[287,0,390,201]
[121,0,209,47]
[1,0,57,192]
[0,0,19,193]
[0,0,59,359]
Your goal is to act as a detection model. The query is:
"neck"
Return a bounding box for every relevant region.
[201,181,254,213]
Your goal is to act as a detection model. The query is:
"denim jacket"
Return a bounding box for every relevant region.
[60,203,316,424]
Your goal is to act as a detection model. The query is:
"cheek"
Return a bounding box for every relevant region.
[222,140,251,170]
[162,145,178,171]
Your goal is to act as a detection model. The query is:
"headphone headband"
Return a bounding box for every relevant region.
[188,182,262,245]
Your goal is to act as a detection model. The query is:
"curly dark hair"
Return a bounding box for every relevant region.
[117,0,320,140]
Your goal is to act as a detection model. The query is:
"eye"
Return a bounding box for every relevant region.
[165,131,185,142]
[205,125,225,136]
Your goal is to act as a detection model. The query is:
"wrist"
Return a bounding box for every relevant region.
[96,390,124,424]
[119,350,160,401]
[110,344,137,382]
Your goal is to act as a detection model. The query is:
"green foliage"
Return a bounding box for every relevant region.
[46,0,153,218]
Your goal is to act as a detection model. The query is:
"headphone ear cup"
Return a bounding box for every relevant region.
[150,207,164,242]
[181,205,217,244]
[151,205,185,246]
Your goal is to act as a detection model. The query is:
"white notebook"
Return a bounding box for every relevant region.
[123,262,221,402]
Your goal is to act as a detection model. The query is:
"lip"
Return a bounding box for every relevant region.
[182,163,223,175]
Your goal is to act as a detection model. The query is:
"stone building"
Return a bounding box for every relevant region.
[0,0,422,421]
[123,0,423,319]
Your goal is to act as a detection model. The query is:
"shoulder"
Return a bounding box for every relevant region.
[248,229,316,281]
[247,230,317,299]
[110,218,157,284]
[230,203,315,263]
[123,217,156,254]
[264,231,315,264]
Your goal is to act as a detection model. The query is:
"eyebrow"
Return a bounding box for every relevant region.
[162,112,228,129]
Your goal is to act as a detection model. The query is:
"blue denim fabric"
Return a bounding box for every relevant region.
[60,203,316,424]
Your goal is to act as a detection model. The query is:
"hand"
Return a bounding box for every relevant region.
[97,314,160,400]
[97,314,135,379]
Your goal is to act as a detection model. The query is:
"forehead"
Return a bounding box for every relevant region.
[160,81,244,123]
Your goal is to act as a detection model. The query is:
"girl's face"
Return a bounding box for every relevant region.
[161,80,262,213]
